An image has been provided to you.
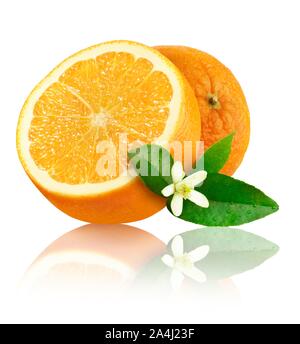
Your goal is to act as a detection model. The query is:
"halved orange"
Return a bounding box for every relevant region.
[17,41,200,223]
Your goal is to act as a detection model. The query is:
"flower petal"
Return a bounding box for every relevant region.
[171,235,184,257]
[171,161,185,184]
[170,269,185,291]
[171,193,184,217]
[187,190,209,208]
[161,184,175,197]
[184,267,207,284]
[161,254,174,268]
[188,245,210,263]
[184,170,207,188]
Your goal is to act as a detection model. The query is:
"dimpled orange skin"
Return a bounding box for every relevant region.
[21,75,200,224]
[155,46,250,176]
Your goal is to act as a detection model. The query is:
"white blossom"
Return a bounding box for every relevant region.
[162,161,209,217]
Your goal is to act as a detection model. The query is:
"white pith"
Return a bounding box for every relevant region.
[17,41,183,196]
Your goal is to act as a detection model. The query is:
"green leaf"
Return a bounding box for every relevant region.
[167,227,279,280]
[192,133,235,174]
[128,144,173,196]
[168,173,279,226]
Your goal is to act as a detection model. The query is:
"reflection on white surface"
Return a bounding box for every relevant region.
[20,224,244,303]
[20,224,166,297]
[16,224,283,323]
[22,251,136,294]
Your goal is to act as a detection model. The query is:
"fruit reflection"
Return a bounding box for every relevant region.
[21,224,166,295]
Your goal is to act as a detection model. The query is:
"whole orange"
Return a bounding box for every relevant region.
[155,46,250,176]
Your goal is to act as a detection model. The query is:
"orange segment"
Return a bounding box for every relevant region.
[17,41,201,223]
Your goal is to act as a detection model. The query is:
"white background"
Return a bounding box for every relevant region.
[0,0,300,324]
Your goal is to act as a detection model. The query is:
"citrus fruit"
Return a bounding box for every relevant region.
[17,41,201,223]
[155,46,250,175]
[21,224,166,294]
